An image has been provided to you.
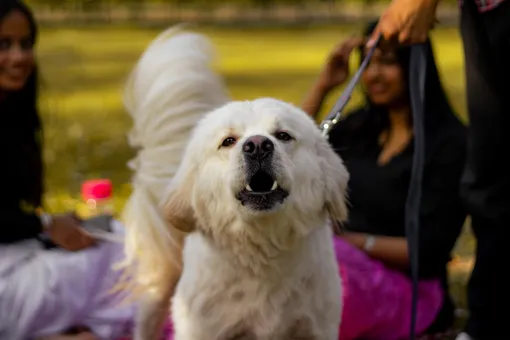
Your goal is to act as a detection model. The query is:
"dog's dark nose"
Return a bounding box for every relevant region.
[243,135,274,160]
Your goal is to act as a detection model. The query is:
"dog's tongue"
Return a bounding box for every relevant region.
[248,171,275,192]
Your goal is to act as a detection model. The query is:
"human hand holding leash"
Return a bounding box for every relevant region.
[367,0,440,47]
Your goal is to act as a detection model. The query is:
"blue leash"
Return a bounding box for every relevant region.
[319,35,380,139]
[319,35,427,340]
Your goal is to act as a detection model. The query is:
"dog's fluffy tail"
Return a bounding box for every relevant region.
[118,25,230,299]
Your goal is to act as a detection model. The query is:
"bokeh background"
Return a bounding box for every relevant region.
[26,0,473,315]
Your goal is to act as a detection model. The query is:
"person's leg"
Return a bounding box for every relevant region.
[460,1,510,338]
[0,223,133,339]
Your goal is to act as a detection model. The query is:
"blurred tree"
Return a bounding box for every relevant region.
[81,0,103,11]
[255,0,274,8]
[24,0,393,6]
[25,0,459,11]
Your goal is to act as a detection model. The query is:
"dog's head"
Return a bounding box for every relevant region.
[164,98,348,246]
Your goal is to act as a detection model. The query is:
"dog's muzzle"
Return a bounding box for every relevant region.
[235,135,289,211]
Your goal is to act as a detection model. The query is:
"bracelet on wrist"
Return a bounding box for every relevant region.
[363,234,376,252]
[38,212,53,232]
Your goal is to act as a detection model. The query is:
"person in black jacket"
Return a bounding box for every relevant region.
[302,21,467,338]
[0,2,133,339]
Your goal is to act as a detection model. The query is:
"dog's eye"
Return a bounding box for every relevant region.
[220,137,237,148]
[274,131,293,142]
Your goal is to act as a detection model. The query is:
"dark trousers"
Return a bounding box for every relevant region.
[460,1,510,338]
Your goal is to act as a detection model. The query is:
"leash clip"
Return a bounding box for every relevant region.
[320,117,339,138]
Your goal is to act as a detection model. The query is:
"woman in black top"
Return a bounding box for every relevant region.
[0,2,133,339]
[303,21,467,338]
[0,2,94,249]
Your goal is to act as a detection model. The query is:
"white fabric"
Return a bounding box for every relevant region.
[119,25,230,294]
[0,221,134,340]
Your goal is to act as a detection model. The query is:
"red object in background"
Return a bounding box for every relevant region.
[81,179,113,201]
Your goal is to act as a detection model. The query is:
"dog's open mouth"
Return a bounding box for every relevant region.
[236,170,289,211]
[245,171,277,193]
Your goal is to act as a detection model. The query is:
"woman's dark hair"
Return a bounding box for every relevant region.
[1,0,39,130]
[0,1,43,207]
[344,20,460,142]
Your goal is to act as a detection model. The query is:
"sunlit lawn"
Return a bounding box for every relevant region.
[37,24,473,311]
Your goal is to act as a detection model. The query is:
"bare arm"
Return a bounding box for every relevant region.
[301,81,329,119]
[340,232,409,270]
[302,37,364,118]
[368,0,441,47]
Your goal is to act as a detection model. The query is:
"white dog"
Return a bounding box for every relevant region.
[122,27,349,340]
[164,98,349,340]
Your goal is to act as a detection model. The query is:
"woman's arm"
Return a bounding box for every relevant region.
[302,81,329,118]
[302,37,364,118]
[340,231,410,270]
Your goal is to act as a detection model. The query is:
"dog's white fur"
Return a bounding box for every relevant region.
[119,26,230,340]
[165,98,349,340]
[122,26,350,340]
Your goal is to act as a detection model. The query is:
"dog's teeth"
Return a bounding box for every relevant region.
[271,181,278,191]
[246,184,253,191]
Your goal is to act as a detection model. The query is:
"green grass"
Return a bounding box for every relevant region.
[38,24,467,203]
[37,24,473,310]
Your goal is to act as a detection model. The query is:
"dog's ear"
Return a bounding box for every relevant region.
[163,156,196,233]
[317,139,349,223]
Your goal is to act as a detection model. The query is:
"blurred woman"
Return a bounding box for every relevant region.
[0,1,134,339]
[302,21,467,339]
